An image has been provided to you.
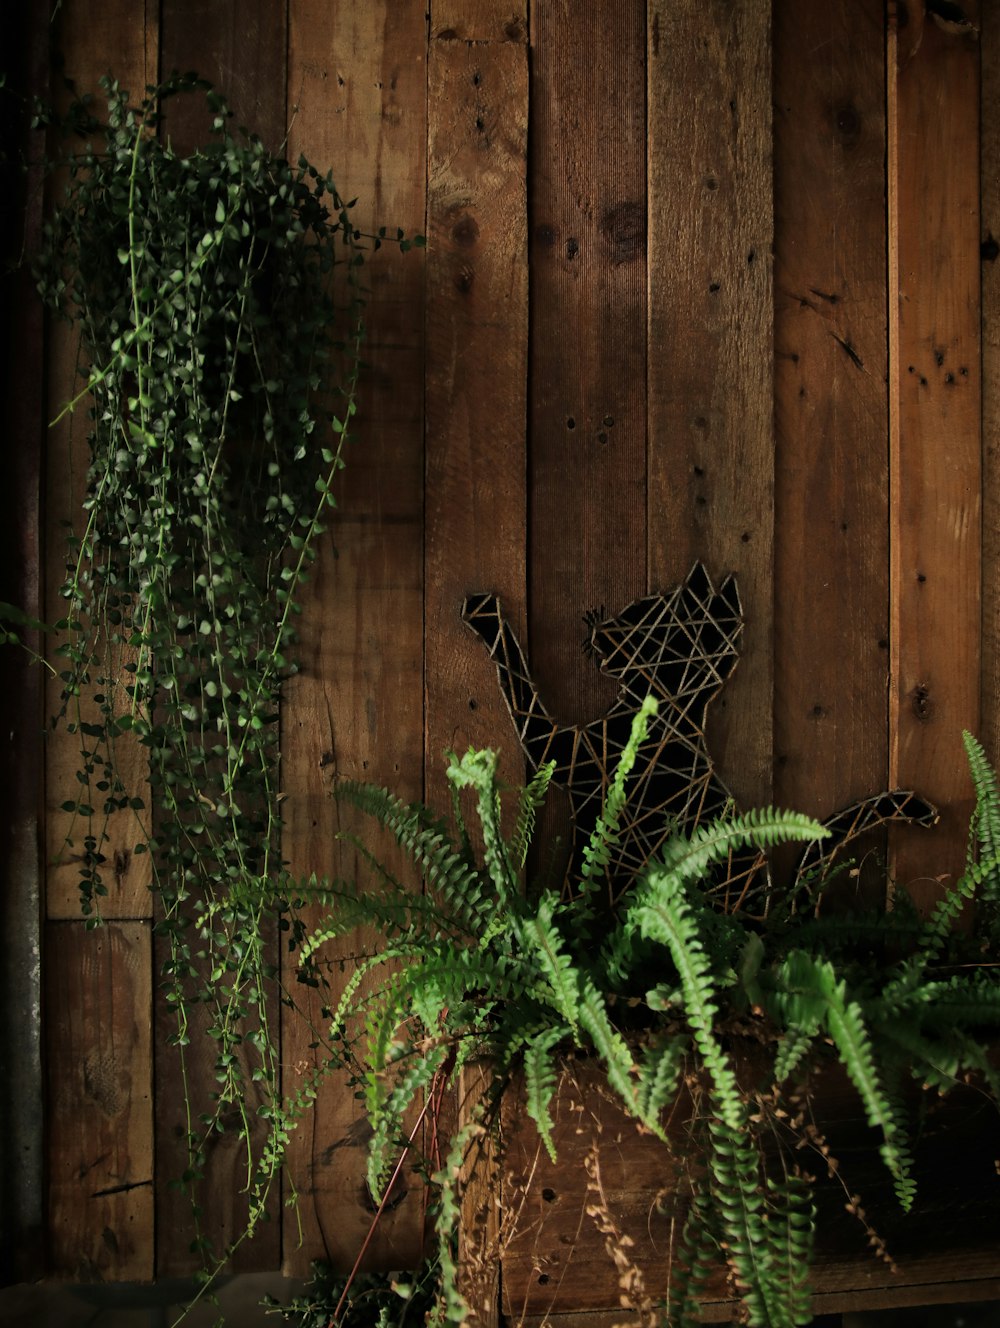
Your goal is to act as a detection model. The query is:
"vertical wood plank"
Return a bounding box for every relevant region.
[888,1,981,909]
[647,0,773,811]
[773,0,889,838]
[44,0,158,1282]
[982,5,1000,769]
[528,0,646,726]
[431,4,527,42]
[152,0,287,1275]
[425,23,528,1324]
[45,0,158,921]
[47,921,154,1279]
[0,0,48,1282]
[425,28,529,805]
[158,0,288,151]
[282,0,428,1275]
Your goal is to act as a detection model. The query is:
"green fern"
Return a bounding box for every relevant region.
[293,714,1000,1328]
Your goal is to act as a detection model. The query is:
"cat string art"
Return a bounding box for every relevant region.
[462,563,937,916]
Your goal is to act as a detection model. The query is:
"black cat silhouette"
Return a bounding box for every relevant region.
[462,563,937,914]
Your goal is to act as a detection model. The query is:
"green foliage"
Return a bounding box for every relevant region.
[32,72,419,1280]
[302,716,1000,1328]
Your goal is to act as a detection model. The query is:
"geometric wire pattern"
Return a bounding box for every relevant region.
[463,562,937,915]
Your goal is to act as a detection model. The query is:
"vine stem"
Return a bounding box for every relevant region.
[327,1084,437,1328]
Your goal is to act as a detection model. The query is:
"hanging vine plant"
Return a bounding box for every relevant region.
[34,73,421,1264]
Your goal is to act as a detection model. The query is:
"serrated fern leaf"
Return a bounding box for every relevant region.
[510,759,555,872]
[629,867,743,1129]
[367,1042,451,1203]
[576,975,642,1121]
[635,1032,687,1127]
[773,1024,817,1084]
[577,697,657,905]
[816,960,915,1208]
[446,748,517,909]
[655,808,827,895]
[523,1024,568,1161]
[516,891,581,1032]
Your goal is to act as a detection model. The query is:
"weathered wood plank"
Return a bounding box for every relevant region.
[282,0,428,1276]
[158,0,287,151]
[501,1066,1000,1320]
[982,4,1000,770]
[887,1,982,911]
[44,0,158,921]
[0,0,48,1282]
[431,3,526,43]
[647,0,772,812]
[772,0,889,867]
[425,32,529,806]
[425,27,529,1323]
[152,0,287,1276]
[528,0,646,729]
[47,921,154,1279]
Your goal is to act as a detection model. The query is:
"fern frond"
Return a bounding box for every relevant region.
[628,865,743,1128]
[635,1032,688,1126]
[910,856,1000,972]
[655,807,828,894]
[522,1024,569,1161]
[510,759,555,872]
[367,1043,451,1203]
[965,730,1000,871]
[446,749,517,908]
[576,975,643,1123]
[577,697,657,905]
[516,891,581,1032]
[335,778,490,933]
[810,954,914,1208]
[773,1024,818,1085]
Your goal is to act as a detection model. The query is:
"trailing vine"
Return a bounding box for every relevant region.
[34,73,420,1274]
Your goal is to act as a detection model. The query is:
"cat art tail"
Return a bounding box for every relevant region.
[462,594,561,770]
[790,789,939,912]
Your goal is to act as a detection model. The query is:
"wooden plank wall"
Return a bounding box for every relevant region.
[29,0,996,1314]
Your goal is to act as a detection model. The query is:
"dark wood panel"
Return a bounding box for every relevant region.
[773,0,889,865]
[425,31,529,798]
[888,1,982,911]
[982,4,1000,771]
[158,0,287,152]
[47,921,154,1279]
[281,0,428,1276]
[0,0,48,1282]
[527,0,646,727]
[647,0,773,811]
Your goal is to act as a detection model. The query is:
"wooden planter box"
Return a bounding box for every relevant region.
[498,1062,1000,1323]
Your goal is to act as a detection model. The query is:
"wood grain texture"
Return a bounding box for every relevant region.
[773,1,890,845]
[158,0,287,152]
[44,0,158,921]
[431,1,527,43]
[152,0,287,1275]
[982,4,1000,770]
[47,921,154,1279]
[501,1065,1000,1319]
[0,0,48,1281]
[888,1,982,911]
[647,0,773,811]
[425,34,529,799]
[528,0,646,728]
[282,0,428,1276]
